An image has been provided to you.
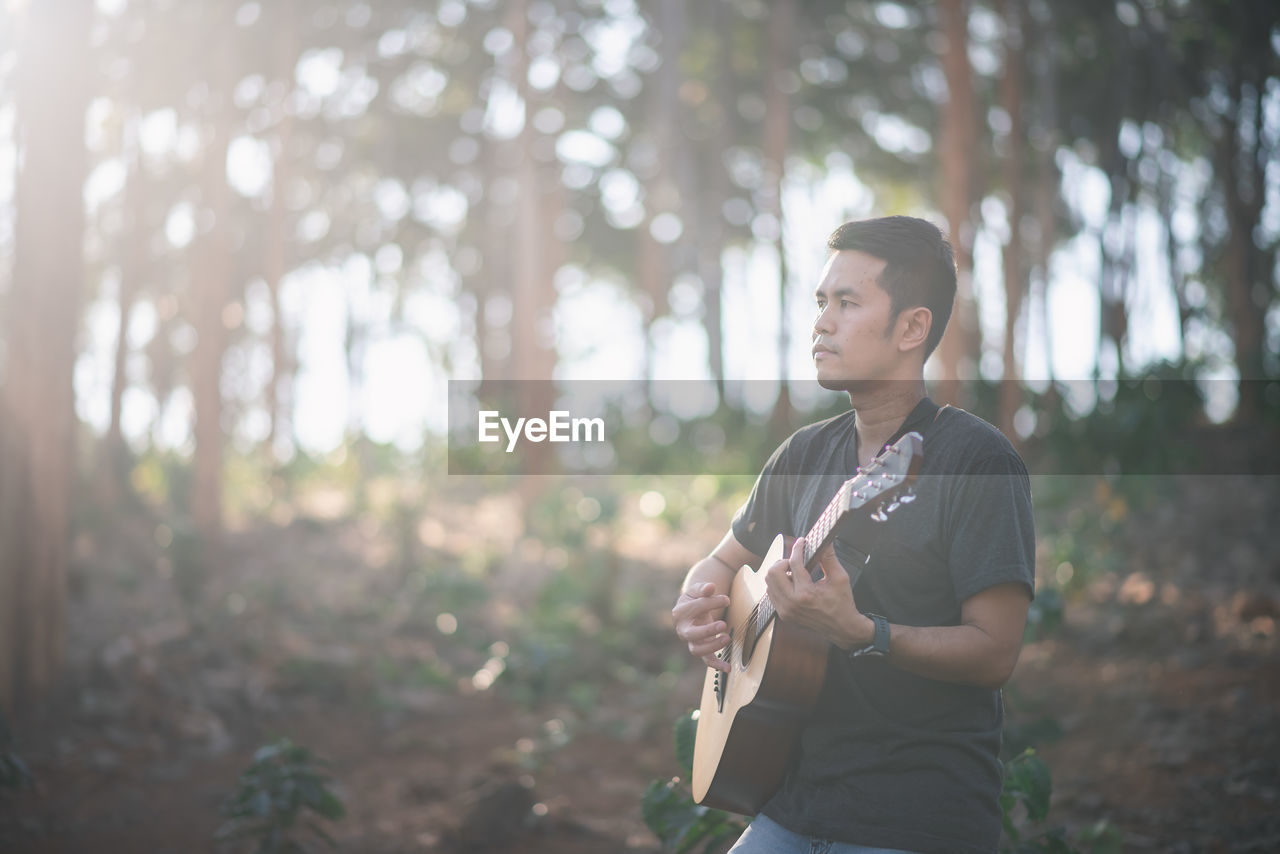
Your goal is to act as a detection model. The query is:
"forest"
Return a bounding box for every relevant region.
[1,0,1278,851]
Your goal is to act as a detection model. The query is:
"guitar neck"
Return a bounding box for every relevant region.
[754,483,852,626]
[798,482,850,577]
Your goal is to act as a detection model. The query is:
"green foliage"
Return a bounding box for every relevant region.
[1002,715,1065,761]
[216,738,345,854]
[642,778,748,854]
[1023,587,1065,642]
[1002,749,1053,832]
[674,710,697,775]
[642,711,748,854]
[1035,366,1207,477]
[999,749,1122,854]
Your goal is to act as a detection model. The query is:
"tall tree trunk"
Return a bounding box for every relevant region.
[0,0,91,714]
[1031,6,1059,401]
[506,0,557,478]
[477,135,507,391]
[764,0,795,434]
[264,0,299,464]
[936,0,980,407]
[1095,13,1134,383]
[1157,172,1190,358]
[190,31,235,542]
[699,0,736,406]
[108,112,146,481]
[998,0,1025,443]
[1218,76,1269,423]
[1097,182,1134,379]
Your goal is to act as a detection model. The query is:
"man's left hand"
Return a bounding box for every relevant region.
[764,535,873,649]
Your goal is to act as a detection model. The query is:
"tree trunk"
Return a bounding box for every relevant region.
[764,0,795,433]
[107,113,146,485]
[1031,7,1059,398]
[264,0,299,464]
[190,33,235,542]
[998,0,1025,443]
[936,0,980,407]
[0,0,91,714]
[1218,77,1269,423]
[699,0,736,405]
[506,0,557,478]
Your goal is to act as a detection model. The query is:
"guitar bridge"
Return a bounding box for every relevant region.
[712,636,732,712]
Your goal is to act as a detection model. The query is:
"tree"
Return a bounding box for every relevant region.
[0,0,92,713]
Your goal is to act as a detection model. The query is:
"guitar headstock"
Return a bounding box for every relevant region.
[839,431,923,522]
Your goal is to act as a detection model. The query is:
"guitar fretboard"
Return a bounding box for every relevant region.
[801,480,850,569]
[752,475,856,632]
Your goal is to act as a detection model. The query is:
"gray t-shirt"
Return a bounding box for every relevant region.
[730,397,1035,854]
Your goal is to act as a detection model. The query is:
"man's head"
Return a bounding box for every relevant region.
[824,216,956,361]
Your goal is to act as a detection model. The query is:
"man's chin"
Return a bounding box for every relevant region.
[816,375,864,393]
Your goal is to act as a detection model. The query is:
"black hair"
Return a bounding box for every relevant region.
[825,216,957,359]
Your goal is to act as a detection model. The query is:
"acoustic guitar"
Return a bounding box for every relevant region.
[691,431,923,815]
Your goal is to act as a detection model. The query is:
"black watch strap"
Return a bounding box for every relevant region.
[849,613,890,659]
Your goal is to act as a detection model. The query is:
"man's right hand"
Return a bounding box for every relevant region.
[672,582,732,672]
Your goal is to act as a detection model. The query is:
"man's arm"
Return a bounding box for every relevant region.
[672,530,762,672]
[766,537,1030,689]
[839,582,1030,689]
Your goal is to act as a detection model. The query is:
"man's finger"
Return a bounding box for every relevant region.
[672,593,730,621]
[681,619,728,642]
[702,653,730,673]
[789,537,814,588]
[764,558,791,605]
[816,543,848,582]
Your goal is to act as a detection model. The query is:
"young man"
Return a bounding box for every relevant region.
[672,216,1035,854]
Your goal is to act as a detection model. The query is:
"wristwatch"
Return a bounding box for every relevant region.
[848,613,890,659]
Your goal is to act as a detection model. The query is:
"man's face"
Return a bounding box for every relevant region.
[811,250,900,390]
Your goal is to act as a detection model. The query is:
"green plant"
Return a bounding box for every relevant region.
[642,711,748,853]
[216,738,345,853]
[999,749,1122,854]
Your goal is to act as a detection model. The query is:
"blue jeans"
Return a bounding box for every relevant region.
[728,814,917,854]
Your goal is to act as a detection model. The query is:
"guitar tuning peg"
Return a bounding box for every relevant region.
[870,503,888,522]
[886,499,901,514]
[899,488,916,504]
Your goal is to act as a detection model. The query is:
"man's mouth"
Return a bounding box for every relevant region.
[812,345,835,358]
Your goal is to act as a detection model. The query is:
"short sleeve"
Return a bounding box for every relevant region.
[731,436,798,558]
[944,452,1036,603]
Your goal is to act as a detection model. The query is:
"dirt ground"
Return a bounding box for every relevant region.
[2,476,1278,853]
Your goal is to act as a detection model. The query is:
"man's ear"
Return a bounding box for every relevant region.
[897,306,933,353]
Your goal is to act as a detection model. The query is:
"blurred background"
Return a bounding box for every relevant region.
[0,0,1278,851]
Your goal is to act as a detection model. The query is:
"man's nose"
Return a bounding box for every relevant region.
[814,305,833,336]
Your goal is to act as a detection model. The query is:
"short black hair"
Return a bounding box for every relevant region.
[826,216,956,360]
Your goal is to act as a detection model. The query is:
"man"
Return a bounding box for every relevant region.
[672,216,1035,854]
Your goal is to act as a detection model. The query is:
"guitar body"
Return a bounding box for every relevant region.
[691,534,830,815]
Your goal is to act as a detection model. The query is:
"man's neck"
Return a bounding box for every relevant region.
[848,379,927,467]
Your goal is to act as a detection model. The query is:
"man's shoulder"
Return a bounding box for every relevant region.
[784,409,858,453]
[757,409,856,476]
[930,406,1027,473]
